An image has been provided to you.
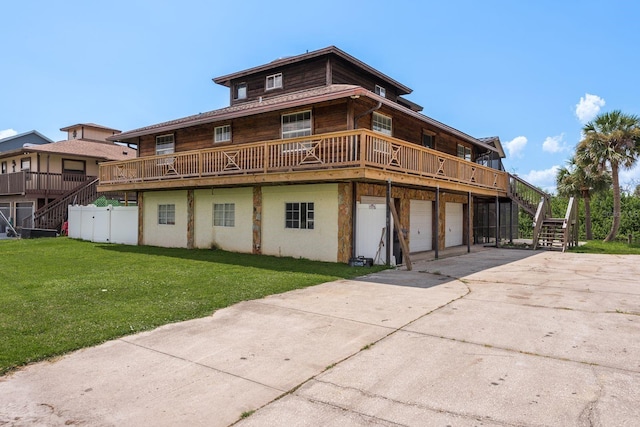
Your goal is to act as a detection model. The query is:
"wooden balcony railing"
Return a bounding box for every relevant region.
[0,171,95,196]
[99,130,508,192]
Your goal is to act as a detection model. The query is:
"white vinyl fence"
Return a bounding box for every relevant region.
[68,205,138,245]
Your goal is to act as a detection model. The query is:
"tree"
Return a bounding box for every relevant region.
[556,155,611,240]
[578,110,640,241]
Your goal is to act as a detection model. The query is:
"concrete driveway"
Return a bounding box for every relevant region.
[1,248,638,426]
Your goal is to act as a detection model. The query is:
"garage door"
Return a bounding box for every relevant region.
[356,198,393,264]
[409,200,432,252]
[445,202,463,247]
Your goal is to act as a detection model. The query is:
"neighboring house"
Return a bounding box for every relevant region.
[99,46,539,263]
[0,130,53,153]
[0,123,136,233]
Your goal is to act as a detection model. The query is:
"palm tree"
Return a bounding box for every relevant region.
[556,155,610,240]
[577,110,640,241]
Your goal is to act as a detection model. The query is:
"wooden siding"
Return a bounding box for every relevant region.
[331,56,400,102]
[229,57,328,105]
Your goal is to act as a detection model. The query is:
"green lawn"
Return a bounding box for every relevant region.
[569,240,640,254]
[0,238,384,375]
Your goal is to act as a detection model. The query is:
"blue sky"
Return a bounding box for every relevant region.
[2,0,639,192]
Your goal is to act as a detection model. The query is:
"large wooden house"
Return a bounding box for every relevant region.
[99,46,541,263]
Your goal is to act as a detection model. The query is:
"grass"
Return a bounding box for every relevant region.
[0,238,385,376]
[569,240,640,254]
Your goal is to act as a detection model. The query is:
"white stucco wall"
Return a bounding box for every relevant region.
[194,188,253,252]
[142,190,188,248]
[261,183,339,262]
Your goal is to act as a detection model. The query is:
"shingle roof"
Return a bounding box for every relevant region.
[59,123,121,133]
[109,84,362,141]
[26,140,135,161]
[109,84,500,155]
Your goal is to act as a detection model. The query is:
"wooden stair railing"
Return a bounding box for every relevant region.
[533,197,577,252]
[508,173,551,217]
[31,178,99,230]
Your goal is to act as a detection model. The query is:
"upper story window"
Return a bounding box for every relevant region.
[62,159,86,181]
[266,73,283,91]
[422,133,435,149]
[372,112,392,136]
[235,82,247,100]
[21,157,31,172]
[156,134,175,155]
[375,85,386,98]
[214,125,231,143]
[282,111,312,139]
[1,161,6,174]
[457,144,472,161]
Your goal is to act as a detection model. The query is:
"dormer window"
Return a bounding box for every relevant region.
[266,73,283,91]
[375,85,386,98]
[235,82,247,100]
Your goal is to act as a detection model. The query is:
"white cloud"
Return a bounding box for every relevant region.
[503,136,527,158]
[542,133,567,153]
[522,165,561,194]
[575,93,605,124]
[0,129,18,140]
[619,163,640,192]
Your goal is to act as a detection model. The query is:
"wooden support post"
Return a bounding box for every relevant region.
[495,195,500,247]
[467,191,471,253]
[435,186,440,259]
[386,180,391,266]
[389,201,412,271]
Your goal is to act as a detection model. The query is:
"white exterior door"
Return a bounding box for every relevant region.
[445,202,464,247]
[356,197,393,264]
[409,199,432,252]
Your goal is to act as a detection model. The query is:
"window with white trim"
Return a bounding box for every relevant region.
[156,134,175,155]
[158,204,175,225]
[214,125,231,143]
[285,202,314,230]
[457,144,472,161]
[213,203,235,227]
[282,111,312,139]
[266,73,283,90]
[374,85,386,98]
[372,112,392,136]
[235,82,247,100]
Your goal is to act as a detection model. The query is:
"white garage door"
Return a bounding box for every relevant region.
[356,198,393,264]
[445,202,464,247]
[410,200,432,252]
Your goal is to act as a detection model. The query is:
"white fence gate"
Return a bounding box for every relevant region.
[68,205,138,245]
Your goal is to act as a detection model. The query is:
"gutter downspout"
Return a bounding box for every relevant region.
[353,101,382,129]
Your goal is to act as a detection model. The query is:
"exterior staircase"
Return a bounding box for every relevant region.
[507,173,578,252]
[532,197,578,252]
[30,178,99,230]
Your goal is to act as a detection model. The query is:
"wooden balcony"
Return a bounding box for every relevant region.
[98,130,508,196]
[0,171,95,196]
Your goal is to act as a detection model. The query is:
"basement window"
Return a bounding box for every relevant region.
[213,203,235,227]
[158,204,175,225]
[285,202,314,230]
